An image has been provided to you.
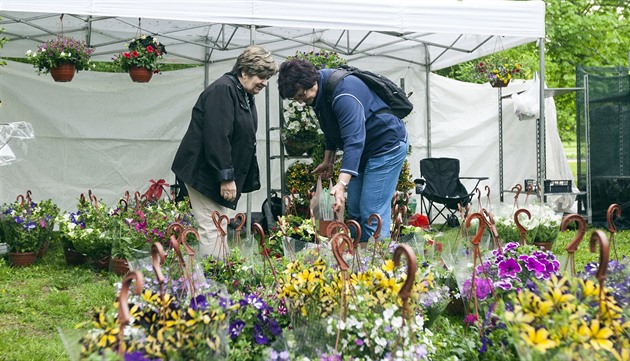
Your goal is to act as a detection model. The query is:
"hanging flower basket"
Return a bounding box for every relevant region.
[491,79,510,88]
[49,63,76,82]
[113,35,166,82]
[25,36,94,81]
[128,67,153,83]
[283,136,316,156]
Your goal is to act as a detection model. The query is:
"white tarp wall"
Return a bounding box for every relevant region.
[0,58,572,216]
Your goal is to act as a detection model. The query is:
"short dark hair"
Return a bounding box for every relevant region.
[277,59,320,99]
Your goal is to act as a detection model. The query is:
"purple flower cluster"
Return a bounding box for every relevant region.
[227,292,283,346]
[462,242,560,301]
[582,257,630,307]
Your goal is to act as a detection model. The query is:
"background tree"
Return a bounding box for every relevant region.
[437,0,630,141]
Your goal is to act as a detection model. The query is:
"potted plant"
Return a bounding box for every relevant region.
[0,197,59,266]
[281,100,321,156]
[281,50,347,158]
[472,55,525,88]
[113,35,167,83]
[25,36,94,82]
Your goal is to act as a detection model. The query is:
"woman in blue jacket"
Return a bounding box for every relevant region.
[277,59,408,243]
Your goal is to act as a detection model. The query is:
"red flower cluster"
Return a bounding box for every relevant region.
[409,213,430,229]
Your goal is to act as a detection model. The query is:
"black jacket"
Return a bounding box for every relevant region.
[171,72,260,209]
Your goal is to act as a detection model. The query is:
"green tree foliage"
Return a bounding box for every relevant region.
[437,0,630,141]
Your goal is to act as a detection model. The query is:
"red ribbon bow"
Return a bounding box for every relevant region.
[144,179,169,202]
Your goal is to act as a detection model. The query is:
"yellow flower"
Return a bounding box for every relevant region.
[581,279,600,298]
[578,319,614,352]
[521,325,557,353]
[382,259,395,273]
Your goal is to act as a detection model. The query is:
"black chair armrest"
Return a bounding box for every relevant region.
[459,176,489,181]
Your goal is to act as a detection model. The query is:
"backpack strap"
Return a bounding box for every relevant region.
[324,67,393,116]
[324,69,351,105]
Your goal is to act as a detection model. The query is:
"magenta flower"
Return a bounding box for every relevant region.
[497,258,521,278]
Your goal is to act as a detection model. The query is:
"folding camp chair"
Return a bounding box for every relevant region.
[414,158,488,229]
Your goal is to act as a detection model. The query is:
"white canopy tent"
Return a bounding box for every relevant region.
[0,0,569,217]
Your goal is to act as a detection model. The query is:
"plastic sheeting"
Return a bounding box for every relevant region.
[0,59,571,216]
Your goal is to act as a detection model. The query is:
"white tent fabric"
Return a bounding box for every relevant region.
[0,0,545,70]
[0,0,561,216]
[0,59,572,216]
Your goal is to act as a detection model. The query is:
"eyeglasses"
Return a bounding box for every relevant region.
[292,88,307,102]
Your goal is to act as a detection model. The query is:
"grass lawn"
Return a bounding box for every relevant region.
[563,140,577,181]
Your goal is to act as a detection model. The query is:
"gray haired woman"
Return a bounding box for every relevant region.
[171,45,278,259]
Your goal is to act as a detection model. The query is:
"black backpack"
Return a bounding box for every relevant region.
[324,65,413,119]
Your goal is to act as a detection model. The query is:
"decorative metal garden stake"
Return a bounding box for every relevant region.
[368,213,384,266]
[560,213,587,276]
[151,242,166,299]
[514,208,532,246]
[331,232,353,352]
[607,204,621,261]
[345,219,362,271]
[253,223,279,285]
[588,230,609,319]
[117,270,143,356]
[233,212,246,246]
[212,210,230,260]
[482,208,502,251]
[393,243,417,323]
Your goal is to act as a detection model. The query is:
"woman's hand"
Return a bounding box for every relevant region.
[220,180,237,202]
[312,162,334,179]
[330,182,346,213]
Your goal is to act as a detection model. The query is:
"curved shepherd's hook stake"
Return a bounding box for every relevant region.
[212,211,230,237]
[253,223,279,284]
[475,188,482,211]
[511,185,522,210]
[233,213,247,245]
[465,212,494,332]
[282,194,296,216]
[118,198,129,212]
[485,185,491,210]
[390,211,404,242]
[514,208,532,246]
[560,213,587,276]
[327,221,349,238]
[117,270,144,356]
[180,227,199,258]
[16,194,25,208]
[368,213,384,266]
[345,220,362,250]
[481,208,502,250]
[465,212,486,246]
[151,242,166,299]
[331,232,354,351]
[589,230,610,317]
[166,222,184,243]
[25,190,32,204]
[331,232,354,271]
[393,243,417,322]
[367,214,382,240]
[607,204,621,261]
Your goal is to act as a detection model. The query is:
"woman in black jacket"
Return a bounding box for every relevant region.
[171,45,278,259]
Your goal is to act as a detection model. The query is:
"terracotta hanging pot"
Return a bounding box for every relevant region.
[8,252,37,267]
[50,63,76,82]
[128,67,153,83]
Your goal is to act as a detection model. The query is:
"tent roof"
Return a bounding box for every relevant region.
[0,0,545,70]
